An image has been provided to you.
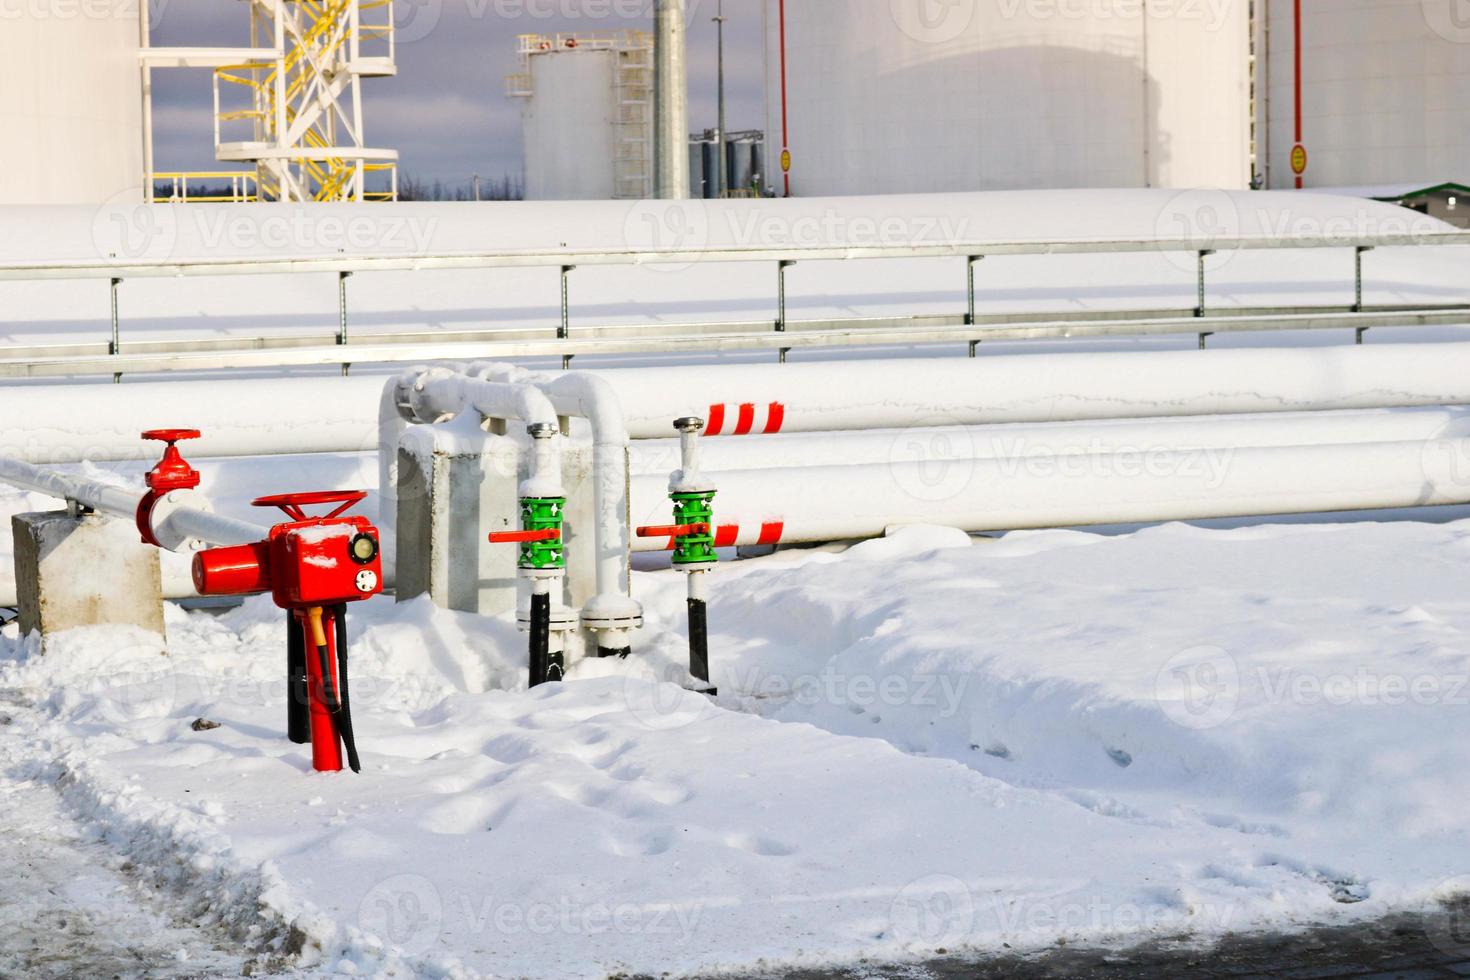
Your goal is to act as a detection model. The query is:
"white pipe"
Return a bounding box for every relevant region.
[0,376,386,465]
[629,437,1470,550]
[628,406,1470,476]
[536,373,643,638]
[20,343,1470,466]
[382,368,638,641]
[379,370,563,519]
[0,456,267,549]
[418,363,637,625]
[608,342,1470,438]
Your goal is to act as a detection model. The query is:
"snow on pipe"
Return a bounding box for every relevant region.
[610,342,1470,438]
[629,437,1470,551]
[0,456,266,550]
[14,342,1470,466]
[384,366,642,649]
[628,406,1470,476]
[0,376,387,465]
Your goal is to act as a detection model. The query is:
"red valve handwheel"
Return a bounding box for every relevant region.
[142,429,201,444]
[253,490,369,522]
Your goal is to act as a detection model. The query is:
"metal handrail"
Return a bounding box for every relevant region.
[4,230,1470,380]
[6,231,1469,281]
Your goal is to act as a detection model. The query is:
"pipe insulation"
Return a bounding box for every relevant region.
[0,456,267,548]
[0,375,387,464]
[607,342,1470,437]
[629,406,1470,476]
[11,342,1470,465]
[629,436,1470,551]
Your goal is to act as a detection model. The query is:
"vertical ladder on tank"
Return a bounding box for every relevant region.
[613,34,653,199]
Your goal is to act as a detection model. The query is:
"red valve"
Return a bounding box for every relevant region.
[253,490,368,522]
[636,523,712,538]
[487,528,562,544]
[137,428,202,547]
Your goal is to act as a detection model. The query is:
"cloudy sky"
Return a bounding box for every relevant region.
[149,0,766,192]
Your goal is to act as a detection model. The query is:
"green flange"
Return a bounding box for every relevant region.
[520,497,566,570]
[671,491,718,567]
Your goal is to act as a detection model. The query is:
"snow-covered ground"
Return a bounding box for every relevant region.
[4,519,1470,977]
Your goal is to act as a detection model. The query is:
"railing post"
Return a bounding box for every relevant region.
[1195,249,1214,318]
[1353,246,1374,346]
[109,277,122,384]
[560,264,575,370]
[966,254,983,357]
[337,270,352,376]
[1195,249,1215,349]
[777,259,795,364]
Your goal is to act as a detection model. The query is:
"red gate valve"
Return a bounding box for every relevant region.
[190,489,382,775]
[136,429,202,547]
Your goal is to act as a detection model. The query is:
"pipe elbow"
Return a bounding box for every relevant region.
[541,373,629,447]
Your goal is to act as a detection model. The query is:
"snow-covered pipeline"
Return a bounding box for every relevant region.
[630,435,1470,549]
[9,342,1470,464]
[0,456,267,551]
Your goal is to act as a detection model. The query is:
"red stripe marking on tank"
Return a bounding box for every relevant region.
[734,403,757,436]
[715,524,740,548]
[757,522,785,546]
[763,402,786,434]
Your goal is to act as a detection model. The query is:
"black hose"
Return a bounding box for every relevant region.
[333,605,361,774]
[688,597,711,688]
[287,612,310,744]
[529,591,551,687]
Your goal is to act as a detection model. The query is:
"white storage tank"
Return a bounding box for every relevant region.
[762,0,1252,195]
[0,0,144,204]
[510,33,654,201]
[1261,0,1470,189]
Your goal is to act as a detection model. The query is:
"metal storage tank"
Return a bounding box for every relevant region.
[510,33,654,201]
[1260,0,1470,189]
[763,0,1252,195]
[0,0,144,204]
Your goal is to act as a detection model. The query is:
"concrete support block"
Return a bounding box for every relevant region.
[11,510,165,646]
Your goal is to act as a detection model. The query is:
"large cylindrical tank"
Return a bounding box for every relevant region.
[1263,1,1470,189]
[521,47,619,200]
[0,0,144,204]
[763,0,1252,195]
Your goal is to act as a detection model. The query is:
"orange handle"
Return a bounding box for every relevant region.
[635,523,712,538]
[487,528,562,544]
